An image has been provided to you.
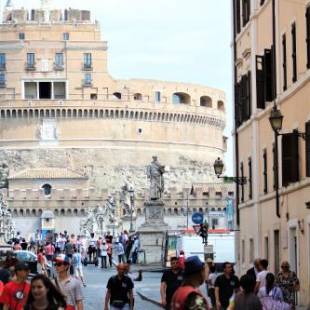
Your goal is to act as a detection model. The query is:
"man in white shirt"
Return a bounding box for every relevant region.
[255,259,269,293]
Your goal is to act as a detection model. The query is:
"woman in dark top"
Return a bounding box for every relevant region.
[24,274,66,310]
[230,274,262,310]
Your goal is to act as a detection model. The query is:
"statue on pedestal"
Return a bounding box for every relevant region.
[146,156,165,200]
[0,191,15,243]
[0,164,9,189]
[120,180,135,216]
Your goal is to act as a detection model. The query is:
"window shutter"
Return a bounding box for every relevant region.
[282,131,299,186]
[264,48,274,101]
[305,121,310,177]
[236,0,241,34]
[306,7,310,69]
[291,23,297,82]
[256,55,265,109]
[242,0,246,27]
[246,71,252,119]
[234,83,242,127]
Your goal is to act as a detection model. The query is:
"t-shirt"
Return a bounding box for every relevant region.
[256,270,268,289]
[72,253,82,268]
[56,276,83,307]
[215,274,240,308]
[107,275,134,305]
[161,270,184,305]
[1,280,31,310]
[234,292,262,310]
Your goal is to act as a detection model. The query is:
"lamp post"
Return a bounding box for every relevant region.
[269,104,309,218]
[128,188,135,232]
[213,158,247,185]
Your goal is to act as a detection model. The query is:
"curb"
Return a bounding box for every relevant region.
[137,290,163,308]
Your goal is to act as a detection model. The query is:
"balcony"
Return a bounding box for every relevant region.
[25,63,36,71]
[0,80,6,88]
[0,64,6,71]
[83,64,93,71]
[82,80,92,87]
[53,63,64,71]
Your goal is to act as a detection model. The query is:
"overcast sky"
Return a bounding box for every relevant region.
[10,0,233,175]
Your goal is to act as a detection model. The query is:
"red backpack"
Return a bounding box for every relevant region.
[171,286,208,310]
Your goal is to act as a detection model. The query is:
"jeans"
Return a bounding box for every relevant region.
[110,304,129,310]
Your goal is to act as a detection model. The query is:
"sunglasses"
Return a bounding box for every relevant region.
[55,262,65,267]
[281,265,289,268]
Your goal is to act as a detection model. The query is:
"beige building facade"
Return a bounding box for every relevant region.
[0,2,231,236]
[233,0,310,306]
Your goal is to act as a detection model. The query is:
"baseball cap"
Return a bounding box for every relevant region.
[54,254,70,264]
[184,256,205,276]
[15,262,30,272]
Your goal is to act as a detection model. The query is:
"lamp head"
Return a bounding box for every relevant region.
[213,157,224,178]
[269,105,283,132]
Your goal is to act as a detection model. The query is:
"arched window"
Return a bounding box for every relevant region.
[200,96,212,107]
[113,92,122,100]
[172,92,191,104]
[133,93,142,101]
[42,184,52,196]
[217,100,225,111]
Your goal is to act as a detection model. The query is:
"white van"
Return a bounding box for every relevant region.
[176,235,204,262]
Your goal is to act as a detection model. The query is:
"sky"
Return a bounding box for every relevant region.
[10,0,234,175]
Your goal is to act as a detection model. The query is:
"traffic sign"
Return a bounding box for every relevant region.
[192,212,204,224]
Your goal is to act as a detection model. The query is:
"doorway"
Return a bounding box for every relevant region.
[39,82,51,99]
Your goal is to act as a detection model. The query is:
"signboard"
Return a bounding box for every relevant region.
[192,212,204,224]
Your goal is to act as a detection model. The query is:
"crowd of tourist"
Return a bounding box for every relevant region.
[161,256,301,310]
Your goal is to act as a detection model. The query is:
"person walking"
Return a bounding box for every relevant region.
[99,241,108,269]
[37,248,48,276]
[207,264,217,309]
[214,262,240,310]
[24,274,66,310]
[1,262,31,310]
[72,248,86,287]
[160,257,184,310]
[228,274,262,310]
[276,261,300,309]
[115,242,125,264]
[54,254,84,310]
[44,242,55,262]
[104,263,134,310]
[246,259,261,282]
[255,259,268,293]
[107,242,113,267]
[171,256,209,310]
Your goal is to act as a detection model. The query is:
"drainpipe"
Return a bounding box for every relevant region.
[272,0,280,218]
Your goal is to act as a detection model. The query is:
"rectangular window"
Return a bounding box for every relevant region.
[242,240,245,264]
[19,32,25,40]
[84,53,92,69]
[39,82,51,99]
[55,53,64,67]
[0,53,6,70]
[0,73,5,87]
[263,149,268,194]
[84,73,92,86]
[264,47,275,101]
[272,143,276,190]
[155,91,161,103]
[248,157,252,199]
[256,55,265,109]
[306,7,310,69]
[240,162,244,202]
[249,239,254,264]
[274,230,280,274]
[63,32,69,41]
[306,121,310,177]
[264,236,269,261]
[291,23,297,82]
[242,0,250,27]
[282,130,299,186]
[282,34,287,91]
[53,82,66,99]
[27,53,35,68]
[235,0,241,34]
[24,82,37,99]
[240,73,251,123]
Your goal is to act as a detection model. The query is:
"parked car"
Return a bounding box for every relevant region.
[14,250,52,277]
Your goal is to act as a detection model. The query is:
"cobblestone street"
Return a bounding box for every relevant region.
[83,265,162,310]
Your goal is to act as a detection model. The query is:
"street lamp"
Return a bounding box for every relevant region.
[213,157,247,185]
[269,104,308,218]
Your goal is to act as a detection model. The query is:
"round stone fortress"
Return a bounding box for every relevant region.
[0,2,229,235]
[0,2,226,192]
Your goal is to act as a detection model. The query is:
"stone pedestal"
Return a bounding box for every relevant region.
[138,200,169,264]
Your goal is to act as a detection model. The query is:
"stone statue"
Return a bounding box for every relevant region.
[146,156,165,200]
[0,164,9,189]
[0,191,15,243]
[120,180,135,216]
